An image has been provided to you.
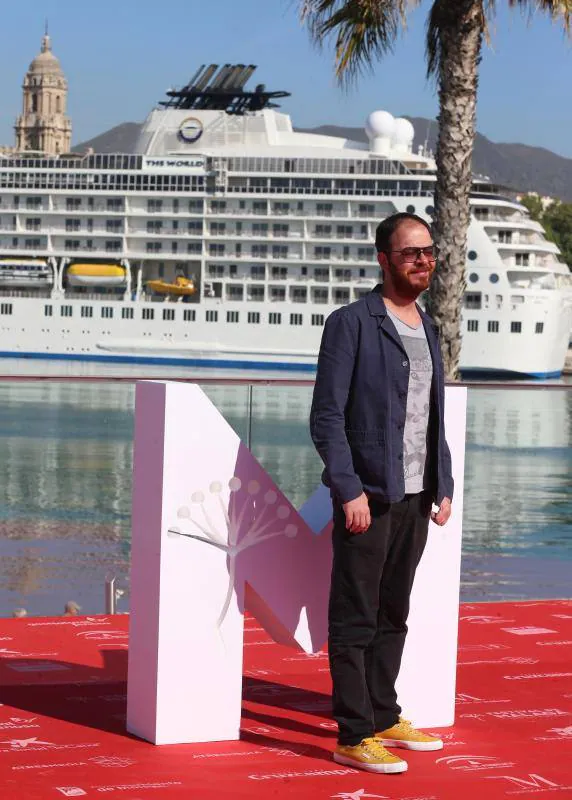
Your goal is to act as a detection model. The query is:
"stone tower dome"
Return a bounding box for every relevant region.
[15,31,72,155]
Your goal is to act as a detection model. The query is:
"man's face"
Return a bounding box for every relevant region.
[378,221,436,299]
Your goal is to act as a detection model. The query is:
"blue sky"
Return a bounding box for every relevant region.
[1,0,571,156]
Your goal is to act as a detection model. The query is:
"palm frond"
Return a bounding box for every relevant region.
[300,0,415,85]
[507,0,572,31]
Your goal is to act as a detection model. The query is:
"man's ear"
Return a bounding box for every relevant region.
[376,251,387,270]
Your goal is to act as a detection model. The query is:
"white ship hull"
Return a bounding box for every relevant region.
[0,294,569,378]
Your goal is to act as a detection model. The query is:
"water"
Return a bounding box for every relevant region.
[0,362,570,616]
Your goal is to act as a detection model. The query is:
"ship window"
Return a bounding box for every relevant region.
[498,230,512,243]
[290,313,303,326]
[488,321,499,333]
[0,303,12,315]
[467,320,479,332]
[44,305,53,317]
[358,204,375,215]
[333,288,350,305]
[147,221,162,233]
[122,308,134,320]
[163,309,175,321]
[248,312,260,324]
[425,205,434,215]
[406,204,415,213]
[469,273,479,283]
[515,253,530,266]
[311,314,325,326]
[66,219,80,232]
[227,285,243,300]
[187,243,201,254]
[148,200,163,213]
[489,273,499,284]
[269,313,282,325]
[535,322,544,334]
[106,220,122,232]
[249,286,265,302]
[227,311,239,323]
[101,307,114,319]
[106,241,121,252]
[81,306,93,318]
[511,321,522,333]
[26,218,41,231]
[464,292,482,310]
[468,250,478,261]
[183,309,196,322]
[142,308,154,321]
[61,305,73,317]
[250,265,265,279]
[206,310,218,322]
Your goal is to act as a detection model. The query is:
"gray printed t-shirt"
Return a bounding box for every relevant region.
[386,308,433,494]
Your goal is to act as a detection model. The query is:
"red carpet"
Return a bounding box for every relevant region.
[0,601,571,799]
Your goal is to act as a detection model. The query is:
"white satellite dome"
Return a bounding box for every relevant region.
[392,117,415,147]
[365,110,395,140]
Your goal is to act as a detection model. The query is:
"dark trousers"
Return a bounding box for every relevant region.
[328,492,431,746]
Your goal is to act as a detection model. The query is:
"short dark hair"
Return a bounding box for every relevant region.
[375,212,432,254]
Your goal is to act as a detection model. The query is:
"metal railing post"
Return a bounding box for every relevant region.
[246,383,253,449]
[105,577,116,615]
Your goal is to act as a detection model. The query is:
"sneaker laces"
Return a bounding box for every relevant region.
[394,717,415,733]
[360,737,394,759]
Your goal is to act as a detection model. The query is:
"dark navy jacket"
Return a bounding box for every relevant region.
[310,286,454,506]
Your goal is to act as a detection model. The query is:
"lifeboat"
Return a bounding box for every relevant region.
[67,263,126,287]
[0,258,53,288]
[146,276,196,296]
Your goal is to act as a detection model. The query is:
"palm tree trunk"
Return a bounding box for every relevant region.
[428,2,484,381]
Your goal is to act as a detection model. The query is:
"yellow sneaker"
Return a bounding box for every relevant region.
[333,737,408,774]
[376,717,443,751]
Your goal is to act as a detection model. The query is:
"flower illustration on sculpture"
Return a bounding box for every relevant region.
[167,476,298,628]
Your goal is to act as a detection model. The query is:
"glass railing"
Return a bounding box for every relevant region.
[0,377,570,617]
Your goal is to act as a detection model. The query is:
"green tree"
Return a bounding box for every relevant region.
[520,194,544,223]
[520,196,572,267]
[544,202,572,268]
[300,0,571,379]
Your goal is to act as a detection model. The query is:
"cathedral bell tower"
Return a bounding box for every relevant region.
[15,29,72,155]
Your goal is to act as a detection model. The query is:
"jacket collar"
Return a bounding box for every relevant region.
[365,285,439,334]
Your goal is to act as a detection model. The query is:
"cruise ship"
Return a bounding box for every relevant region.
[1,63,571,377]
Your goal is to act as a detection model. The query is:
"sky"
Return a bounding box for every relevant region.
[1,0,571,157]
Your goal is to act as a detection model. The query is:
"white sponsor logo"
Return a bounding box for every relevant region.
[0,647,58,657]
[56,790,87,798]
[536,640,572,647]
[76,631,128,642]
[90,756,136,768]
[486,773,571,793]
[502,627,557,636]
[29,618,106,628]
[436,755,515,772]
[332,791,389,799]
[249,768,358,780]
[95,781,182,792]
[504,672,572,681]
[460,708,568,721]
[460,615,514,624]
[0,736,100,752]
[460,657,538,666]
[455,693,510,705]
[459,643,510,652]
[283,652,328,662]
[552,614,572,620]
[533,725,572,743]
[0,717,40,730]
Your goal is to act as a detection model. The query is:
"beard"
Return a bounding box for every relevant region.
[385,261,433,300]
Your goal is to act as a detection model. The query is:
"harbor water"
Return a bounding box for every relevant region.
[0,360,570,616]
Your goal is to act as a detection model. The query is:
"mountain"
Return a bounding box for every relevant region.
[74,118,572,202]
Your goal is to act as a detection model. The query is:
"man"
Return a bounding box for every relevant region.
[310,212,454,775]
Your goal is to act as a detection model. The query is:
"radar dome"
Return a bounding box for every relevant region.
[392,117,414,145]
[365,111,395,140]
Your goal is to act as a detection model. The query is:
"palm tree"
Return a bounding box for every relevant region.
[300,0,571,379]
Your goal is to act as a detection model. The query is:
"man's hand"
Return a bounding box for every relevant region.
[431,497,452,526]
[342,492,371,534]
